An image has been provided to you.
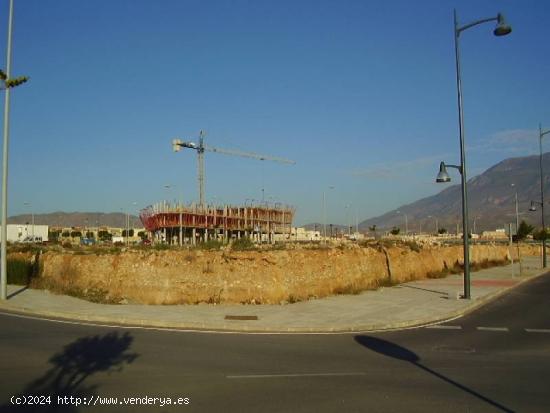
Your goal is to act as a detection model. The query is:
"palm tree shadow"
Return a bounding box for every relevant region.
[1,331,138,412]
[354,335,514,413]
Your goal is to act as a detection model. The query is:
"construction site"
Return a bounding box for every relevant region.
[140,201,295,245]
[139,131,296,244]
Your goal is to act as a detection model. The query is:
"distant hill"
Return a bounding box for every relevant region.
[358,153,549,234]
[7,211,142,228]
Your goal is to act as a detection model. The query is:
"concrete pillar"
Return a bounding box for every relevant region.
[192,228,196,245]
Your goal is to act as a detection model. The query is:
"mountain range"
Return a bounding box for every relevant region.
[357,153,550,234]
[7,212,142,229]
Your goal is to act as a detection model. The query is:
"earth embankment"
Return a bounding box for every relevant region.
[24,242,538,305]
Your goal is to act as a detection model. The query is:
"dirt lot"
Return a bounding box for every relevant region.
[21,242,539,305]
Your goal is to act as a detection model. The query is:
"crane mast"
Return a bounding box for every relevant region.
[172,131,295,207]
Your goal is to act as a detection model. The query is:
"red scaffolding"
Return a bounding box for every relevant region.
[140,201,294,242]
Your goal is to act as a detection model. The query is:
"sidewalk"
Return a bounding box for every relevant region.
[0,256,545,333]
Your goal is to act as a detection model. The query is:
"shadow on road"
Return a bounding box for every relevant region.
[1,331,138,412]
[354,335,514,413]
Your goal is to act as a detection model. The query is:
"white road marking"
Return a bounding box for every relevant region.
[227,372,367,379]
[425,325,462,330]
[525,328,550,333]
[476,327,509,332]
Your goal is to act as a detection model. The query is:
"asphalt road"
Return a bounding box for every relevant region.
[1,273,549,413]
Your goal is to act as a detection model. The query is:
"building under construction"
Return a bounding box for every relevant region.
[140,201,295,245]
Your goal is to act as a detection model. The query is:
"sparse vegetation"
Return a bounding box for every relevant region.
[153,243,171,251]
[267,242,286,251]
[98,231,112,241]
[516,220,534,241]
[532,228,548,241]
[287,294,301,304]
[403,240,422,253]
[199,240,224,250]
[7,258,33,285]
[231,237,255,251]
[202,261,214,274]
[390,227,400,235]
[332,283,364,295]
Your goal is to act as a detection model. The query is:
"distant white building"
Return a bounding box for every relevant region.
[481,229,508,240]
[273,227,321,242]
[3,224,49,242]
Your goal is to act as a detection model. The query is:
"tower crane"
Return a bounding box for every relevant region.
[172,130,295,207]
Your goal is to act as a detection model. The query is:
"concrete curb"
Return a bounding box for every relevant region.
[0,270,546,334]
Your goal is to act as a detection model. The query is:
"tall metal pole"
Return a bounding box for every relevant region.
[515,189,522,275]
[539,124,547,268]
[515,191,519,235]
[1,0,14,300]
[454,9,471,299]
[198,130,205,208]
[323,191,326,244]
[126,211,129,246]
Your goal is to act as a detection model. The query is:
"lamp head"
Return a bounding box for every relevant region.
[172,138,182,152]
[436,162,451,183]
[529,201,537,212]
[494,13,512,36]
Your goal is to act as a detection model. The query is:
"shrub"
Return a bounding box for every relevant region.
[231,237,255,251]
[332,283,363,295]
[199,240,224,250]
[390,227,400,235]
[269,242,286,251]
[7,258,33,285]
[403,240,422,253]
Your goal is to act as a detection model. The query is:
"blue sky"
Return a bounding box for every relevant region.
[1,0,549,225]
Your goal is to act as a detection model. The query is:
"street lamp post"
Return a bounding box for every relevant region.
[529,200,547,268]
[1,0,29,300]
[538,124,550,268]
[345,203,351,237]
[436,10,511,300]
[510,184,522,274]
[125,202,137,247]
[323,186,334,244]
[396,211,408,235]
